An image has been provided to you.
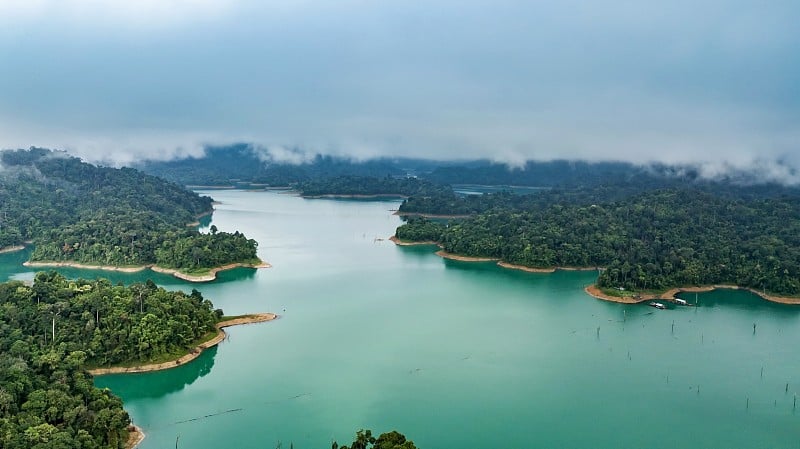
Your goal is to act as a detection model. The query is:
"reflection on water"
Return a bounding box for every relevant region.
[197,214,213,230]
[95,346,217,400]
[0,249,260,288]
[0,247,34,281]
[212,266,258,283]
[393,243,440,260]
[4,191,800,449]
[677,288,800,312]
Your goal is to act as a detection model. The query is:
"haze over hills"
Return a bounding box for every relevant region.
[134,144,800,196]
[0,148,260,274]
[2,2,798,178]
[1,1,799,448]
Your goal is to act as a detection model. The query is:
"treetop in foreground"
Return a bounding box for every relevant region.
[333,429,419,449]
[0,271,228,448]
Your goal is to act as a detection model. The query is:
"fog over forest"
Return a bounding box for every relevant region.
[0,1,798,181]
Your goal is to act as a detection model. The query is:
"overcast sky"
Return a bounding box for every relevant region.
[0,0,798,177]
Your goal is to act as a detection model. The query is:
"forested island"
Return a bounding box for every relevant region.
[0,148,263,280]
[0,272,233,448]
[396,188,800,299]
[296,175,448,198]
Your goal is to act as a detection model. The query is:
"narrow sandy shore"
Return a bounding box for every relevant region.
[23,261,148,273]
[435,250,498,262]
[390,238,800,305]
[585,284,800,305]
[88,313,277,376]
[393,211,472,219]
[750,289,800,305]
[126,425,145,449]
[392,238,597,272]
[23,260,271,282]
[151,261,272,282]
[185,209,215,227]
[497,261,556,273]
[0,245,26,254]
[584,285,651,304]
[388,236,440,246]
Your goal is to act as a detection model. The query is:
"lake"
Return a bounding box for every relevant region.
[3,190,799,448]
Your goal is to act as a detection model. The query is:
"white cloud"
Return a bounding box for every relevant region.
[250,145,317,165]
[0,0,798,182]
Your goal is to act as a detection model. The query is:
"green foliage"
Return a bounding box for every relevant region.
[154,230,258,270]
[397,188,800,296]
[137,144,407,186]
[3,271,220,365]
[335,429,419,449]
[395,218,445,242]
[0,271,225,448]
[0,148,259,271]
[399,173,800,217]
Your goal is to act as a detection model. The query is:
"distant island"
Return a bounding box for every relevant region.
[295,175,449,198]
[0,272,275,448]
[0,148,266,279]
[395,187,800,302]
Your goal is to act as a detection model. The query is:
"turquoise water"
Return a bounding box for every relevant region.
[2,191,799,448]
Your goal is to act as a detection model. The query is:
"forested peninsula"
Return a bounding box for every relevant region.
[0,272,235,448]
[0,148,263,279]
[395,188,800,299]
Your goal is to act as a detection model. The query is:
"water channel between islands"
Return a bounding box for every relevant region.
[3,190,798,448]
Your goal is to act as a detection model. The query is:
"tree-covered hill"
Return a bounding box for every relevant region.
[398,176,800,218]
[0,148,260,272]
[137,144,410,187]
[0,272,224,448]
[396,188,800,296]
[296,175,449,197]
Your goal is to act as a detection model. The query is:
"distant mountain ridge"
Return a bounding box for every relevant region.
[135,144,800,193]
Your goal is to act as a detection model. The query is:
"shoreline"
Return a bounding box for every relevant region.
[388,236,440,246]
[126,425,145,449]
[88,313,277,376]
[390,237,600,273]
[22,261,149,273]
[584,284,800,305]
[435,250,498,262]
[22,260,272,282]
[0,245,26,254]
[390,238,800,306]
[150,261,272,282]
[186,208,215,227]
[303,193,408,199]
[393,211,472,219]
[497,261,555,273]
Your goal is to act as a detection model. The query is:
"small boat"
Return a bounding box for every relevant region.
[649,302,666,310]
[674,298,688,306]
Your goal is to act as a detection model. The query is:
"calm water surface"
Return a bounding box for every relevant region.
[2,191,799,448]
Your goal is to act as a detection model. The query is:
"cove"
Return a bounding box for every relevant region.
[2,190,799,448]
